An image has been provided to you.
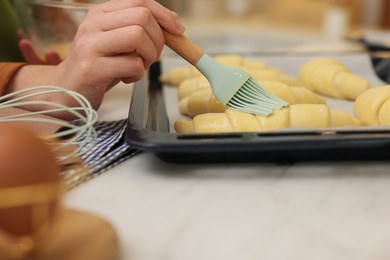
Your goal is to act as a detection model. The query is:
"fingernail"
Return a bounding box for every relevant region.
[177,22,185,33]
[171,11,185,33]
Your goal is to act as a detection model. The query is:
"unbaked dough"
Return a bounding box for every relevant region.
[299,57,370,100]
[175,104,361,133]
[354,85,390,126]
[160,54,276,87]
[179,80,326,117]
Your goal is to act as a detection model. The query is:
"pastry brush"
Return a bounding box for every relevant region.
[163,31,289,116]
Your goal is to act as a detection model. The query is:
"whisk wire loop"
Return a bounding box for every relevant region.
[0,86,98,162]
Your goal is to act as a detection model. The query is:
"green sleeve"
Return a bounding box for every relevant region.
[0,0,25,62]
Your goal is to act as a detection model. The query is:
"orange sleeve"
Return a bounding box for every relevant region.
[0,62,27,96]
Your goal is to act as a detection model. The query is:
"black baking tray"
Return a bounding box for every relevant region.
[125,61,390,163]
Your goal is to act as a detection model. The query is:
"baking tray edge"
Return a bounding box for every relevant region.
[125,61,390,164]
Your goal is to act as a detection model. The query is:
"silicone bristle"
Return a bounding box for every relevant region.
[227,77,289,116]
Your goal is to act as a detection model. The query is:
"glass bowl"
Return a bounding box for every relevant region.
[13,0,105,60]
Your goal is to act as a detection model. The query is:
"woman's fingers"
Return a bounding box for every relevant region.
[18,39,45,64]
[61,0,186,101]
[77,4,168,69]
[44,51,62,65]
[18,35,62,65]
[92,6,165,59]
[96,25,158,68]
[95,0,185,35]
[77,0,186,66]
[97,53,146,82]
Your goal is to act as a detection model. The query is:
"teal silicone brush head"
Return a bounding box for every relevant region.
[163,31,288,116]
[196,54,288,116]
[227,77,289,115]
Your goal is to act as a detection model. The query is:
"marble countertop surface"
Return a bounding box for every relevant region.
[64,39,390,260]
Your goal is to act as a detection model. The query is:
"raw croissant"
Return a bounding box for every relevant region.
[178,75,210,100]
[213,54,273,71]
[252,70,301,86]
[259,81,326,105]
[160,54,271,87]
[179,89,227,117]
[178,70,301,100]
[354,85,390,126]
[159,65,201,87]
[179,81,326,117]
[175,104,361,134]
[299,57,370,100]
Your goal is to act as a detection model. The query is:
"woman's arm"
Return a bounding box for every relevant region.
[0,62,27,96]
[5,0,185,119]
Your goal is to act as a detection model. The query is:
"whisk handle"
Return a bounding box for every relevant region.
[163,30,205,66]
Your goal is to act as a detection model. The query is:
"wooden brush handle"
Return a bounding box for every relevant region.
[163,30,205,66]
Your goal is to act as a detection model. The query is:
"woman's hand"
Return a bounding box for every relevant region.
[17,29,62,65]
[6,0,185,120]
[56,0,185,109]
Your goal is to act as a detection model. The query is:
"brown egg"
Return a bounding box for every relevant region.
[0,123,61,236]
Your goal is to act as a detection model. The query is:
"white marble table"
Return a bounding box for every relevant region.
[64,37,390,259]
[63,81,390,260]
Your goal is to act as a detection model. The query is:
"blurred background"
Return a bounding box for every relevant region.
[159,0,385,32]
[5,0,390,64]
[158,0,390,81]
[156,0,390,52]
